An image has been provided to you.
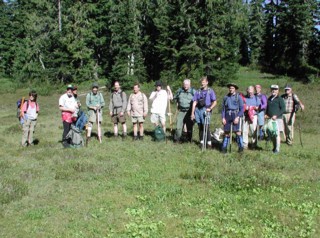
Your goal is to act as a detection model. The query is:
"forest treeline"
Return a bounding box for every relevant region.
[0,0,319,87]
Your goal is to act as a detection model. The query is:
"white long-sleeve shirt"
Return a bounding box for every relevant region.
[149,89,168,114]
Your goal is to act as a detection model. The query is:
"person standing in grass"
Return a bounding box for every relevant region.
[109,81,127,139]
[281,84,305,146]
[21,90,39,147]
[255,84,267,140]
[172,79,196,143]
[221,83,244,153]
[242,86,261,149]
[191,76,217,147]
[149,81,173,132]
[127,83,148,140]
[59,84,78,147]
[265,85,285,153]
[86,82,105,140]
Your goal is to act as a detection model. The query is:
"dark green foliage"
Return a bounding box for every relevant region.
[0,0,319,85]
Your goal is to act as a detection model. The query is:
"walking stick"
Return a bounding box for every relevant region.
[97,108,102,143]
[229,122,233,153]
[202,112,210,151]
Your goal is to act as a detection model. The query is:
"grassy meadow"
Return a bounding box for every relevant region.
[0,68,319,237]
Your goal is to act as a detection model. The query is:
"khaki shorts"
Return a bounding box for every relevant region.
[89,110,103,123]
[131,116,145,123]
[112,113,126,124]
[151,113,166,124]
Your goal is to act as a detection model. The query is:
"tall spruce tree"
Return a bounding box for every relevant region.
[107,0,146,89]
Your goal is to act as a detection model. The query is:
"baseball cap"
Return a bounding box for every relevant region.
[284,84,292,90]
[155,81,162,87]
[92,82,99,89]
[67,84,74,90]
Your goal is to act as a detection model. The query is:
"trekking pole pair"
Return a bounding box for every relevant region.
[202,111,211,152]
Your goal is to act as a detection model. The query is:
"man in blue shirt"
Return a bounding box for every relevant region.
[191,76,217,147]
[221,83,244,153]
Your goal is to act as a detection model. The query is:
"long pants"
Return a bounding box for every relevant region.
[195,107,211,142]
[283,113,295,145]
[62,121,72,142]
[22,119,37,146]
[242,115,258,148]
[175,110,193,141]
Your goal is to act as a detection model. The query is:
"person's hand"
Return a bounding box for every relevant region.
[127,112,130,116]
[222,118,226,125]
[234,117,239,125]
[143,113,147,118]
[119,111,123,116]
[300,104,305,111]
[166,85,171,91]
[191,114,195,121]
[109,112,113,116]
[206,108,211,112]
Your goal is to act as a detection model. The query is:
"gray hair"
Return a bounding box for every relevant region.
[183,79,191,85]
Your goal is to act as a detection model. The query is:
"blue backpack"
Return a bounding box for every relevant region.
[75,111,88,132]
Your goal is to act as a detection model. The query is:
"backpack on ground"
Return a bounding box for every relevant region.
[154,125,166,142]
[263,119,278,138]
[65,124,85,148]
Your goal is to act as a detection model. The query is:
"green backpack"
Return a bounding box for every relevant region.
[154,125,166,142]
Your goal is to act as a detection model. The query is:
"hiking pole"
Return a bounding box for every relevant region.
[202,112,210,151]
[97,108,102,143]
[229,122,233,153]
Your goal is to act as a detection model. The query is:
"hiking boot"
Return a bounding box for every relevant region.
[133,136,138,141]
[238,147,244,153]
[273,149,279,154]
[139,136,144,141]
[221,147,227,154]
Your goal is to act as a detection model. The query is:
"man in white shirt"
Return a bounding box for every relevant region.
[59,84,78,147]
[149,81,173,132]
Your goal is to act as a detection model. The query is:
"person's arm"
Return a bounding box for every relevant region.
[149,91,156,101]
[143,94,148,117]
[207,90,217,112]
[122,92,127,113]
[260,94,267,110]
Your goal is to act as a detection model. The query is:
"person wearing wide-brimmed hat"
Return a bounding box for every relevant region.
[221,83,244,153]
[59,84,78,147]
[281,84,305,146]
[86,82,105,139]
[265,84,285,153]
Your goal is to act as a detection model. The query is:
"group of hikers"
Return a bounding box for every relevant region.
[20,76,304,154]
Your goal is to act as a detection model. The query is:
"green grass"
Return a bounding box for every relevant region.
[0,67,319,237]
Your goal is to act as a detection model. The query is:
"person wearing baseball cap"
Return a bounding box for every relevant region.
[255,84,268,140]
[86,82,105,140]
[265,84,285,153]
[59,84,78,147]
[149,80,173,133]
[281,84,305,146]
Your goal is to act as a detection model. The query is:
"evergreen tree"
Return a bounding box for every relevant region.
[107,0,146,89]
